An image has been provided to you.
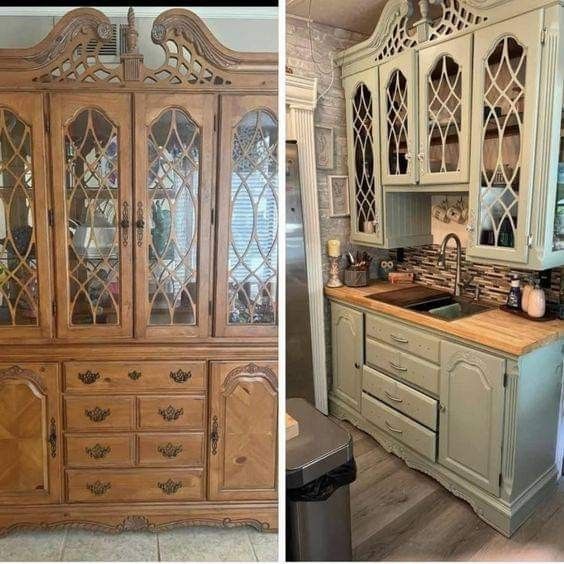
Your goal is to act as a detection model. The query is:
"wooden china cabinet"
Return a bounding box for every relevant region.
[0,8,278,534]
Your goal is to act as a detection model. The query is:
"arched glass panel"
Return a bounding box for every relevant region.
[147,108,200,326]
[228,110,278,326]
[386,69,409,175]
[0,109,38,326]
[478,36,526,248]
[64,108,120,325]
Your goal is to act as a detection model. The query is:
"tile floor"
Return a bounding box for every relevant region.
[0,526,278,562]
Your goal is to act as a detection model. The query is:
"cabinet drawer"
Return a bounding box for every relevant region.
[66,435,134,467]
[65,361,206,393]
[138,396,205,430]
[366,338,439,395]
[65,396,135,432]
[362,365,437,430]
[138,433,205,467]
[365,313,440,363]
[66,469,204,502]
[362,392,436,462]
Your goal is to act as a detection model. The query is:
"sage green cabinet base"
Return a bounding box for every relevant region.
[329,393,558,537]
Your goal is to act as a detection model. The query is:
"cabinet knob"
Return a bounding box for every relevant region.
[465,223,475,232]
[354,362,360,370]
[439,403,447,412]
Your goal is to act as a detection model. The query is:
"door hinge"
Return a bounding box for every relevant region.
[211,207,215,226]
[527,233,533,248]
[541,27,547,44]
[503,373,508,387]
[213,114,217,132]
[48,209,54,227]
[499,473,503,487]
[52,300,57,316]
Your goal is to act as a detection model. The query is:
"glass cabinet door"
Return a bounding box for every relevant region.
[50,93,133,339]
[379,50,417,185]
[134,94,214,339]
[468,13,542,263]
[552,93,564,252]
[0,94,52,340]
[215,96,278,338]
[344,71,383,245]
[418,34,472,185]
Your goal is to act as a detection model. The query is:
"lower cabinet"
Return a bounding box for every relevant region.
[439,342,505,496]
[208,361,278,501]
[0,363,61,505]
[331,303,363,412]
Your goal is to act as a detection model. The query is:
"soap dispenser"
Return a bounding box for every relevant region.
[506,275,521,310]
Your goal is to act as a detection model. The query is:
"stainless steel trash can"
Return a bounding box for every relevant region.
[286,398,355,562]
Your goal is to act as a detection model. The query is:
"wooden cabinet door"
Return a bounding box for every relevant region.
[208,361,277,501]
[439,342,505,496]
[467,11,543,264]
[331,302,363,412]
[50,93,133,339]
[343,69,384,246]
[134,94,215,339]
[379,50,418,185]
[214,95,278,338]
[0,363,61,504]
[0,93,52,340]
[418,34,472,185]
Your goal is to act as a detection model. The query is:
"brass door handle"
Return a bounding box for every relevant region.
[136,201,145,246]
[48,418,57,458]
[120,201,130,246]
[354,362,360,370]
[210,415,219,455]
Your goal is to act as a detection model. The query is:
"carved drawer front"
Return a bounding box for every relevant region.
[362,365,437,430]
[138,396,205,430]
[138,433,205,467]
[66,435,134,467]
[366,338,440,396]
[66,468,204,503]
[65,397,135,432]
[365,313,440,363]
[64,361,206,393]
[361,392,436,462]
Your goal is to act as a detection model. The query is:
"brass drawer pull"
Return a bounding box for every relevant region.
[390,334,408,344]
[158,405,184,421]
[78,370,100,385]
[48,418,57,458]
[158,442,183,459]
[136,201,145,246]
[85,444,112,459]
[87,481,111,496]
[385,421,403,434]
[390,361,408,372]
[210,415,219,455]
[121,200,130,247]
[158,479,183,495]
[85,407,111,422]
[384,390,403,403]
[128,370,142,380]
[170,369,192,383]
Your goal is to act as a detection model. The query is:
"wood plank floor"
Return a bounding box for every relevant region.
[333,418,564,561]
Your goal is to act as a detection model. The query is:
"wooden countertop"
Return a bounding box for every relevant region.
[325,281,564,357]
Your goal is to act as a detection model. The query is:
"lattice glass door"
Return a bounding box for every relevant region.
[134,94,214,339]
[379,50,417,185]
[51,93,133,339]
[0,94,52,340]
[467,13,542,263]
[418,34,472,184]
[215,95,278,338]
[344,70,383,245]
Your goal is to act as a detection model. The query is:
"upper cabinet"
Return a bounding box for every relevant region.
[380,50,418,185]
[467,12,542,264]
[0,94,52,340]
[215,95,278,338]
[337,0,564,269]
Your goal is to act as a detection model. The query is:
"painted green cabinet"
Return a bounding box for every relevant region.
[331,302,363,412]
[439,341,505,496]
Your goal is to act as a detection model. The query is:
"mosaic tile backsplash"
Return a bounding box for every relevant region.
[389,245,562,310]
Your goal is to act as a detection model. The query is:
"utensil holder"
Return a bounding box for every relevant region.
[344,268,368,287]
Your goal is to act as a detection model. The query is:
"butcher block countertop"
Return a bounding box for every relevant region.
[325,281,564,357]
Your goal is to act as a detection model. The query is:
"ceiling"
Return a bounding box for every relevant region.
[286,0,389,35]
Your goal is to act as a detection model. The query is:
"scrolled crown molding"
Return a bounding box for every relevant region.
[286,75,318,110]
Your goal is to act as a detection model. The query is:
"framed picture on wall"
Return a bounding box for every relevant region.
[328,175,350,217]
[314,126,334,170]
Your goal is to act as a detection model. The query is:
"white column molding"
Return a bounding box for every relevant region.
[286,74,329,414]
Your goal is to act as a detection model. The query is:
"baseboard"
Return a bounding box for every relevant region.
[0,502,278,536]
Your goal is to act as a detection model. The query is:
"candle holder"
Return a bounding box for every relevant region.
[326,255,343,288]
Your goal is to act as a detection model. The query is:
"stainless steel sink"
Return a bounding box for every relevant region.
[406,296,493,321]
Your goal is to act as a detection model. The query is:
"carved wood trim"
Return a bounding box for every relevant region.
[0,364,47,394]
[222,362,278,396]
